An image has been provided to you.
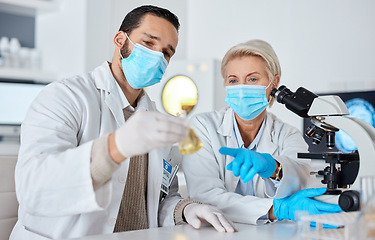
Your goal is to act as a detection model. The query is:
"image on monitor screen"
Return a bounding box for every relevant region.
[303,90,375,153]
[0,81,47,139]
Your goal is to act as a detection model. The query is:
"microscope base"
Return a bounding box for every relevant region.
[314,189,360,212]
[314,194,339,205]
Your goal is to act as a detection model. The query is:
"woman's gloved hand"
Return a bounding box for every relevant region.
[183,203,238,233]
[273,187,343,221]
[219,147,276,182]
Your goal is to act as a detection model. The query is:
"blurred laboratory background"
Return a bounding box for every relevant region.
[0,0,374,179]
[1,0,375,149]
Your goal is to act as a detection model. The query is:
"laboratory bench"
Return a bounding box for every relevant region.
[70,221,303,240]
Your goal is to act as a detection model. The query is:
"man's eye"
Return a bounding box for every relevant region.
[143,41,152,46]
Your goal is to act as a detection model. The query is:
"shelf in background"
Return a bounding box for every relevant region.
[0,68,59,83]
[0,0,61,17]
[0,142,19,156]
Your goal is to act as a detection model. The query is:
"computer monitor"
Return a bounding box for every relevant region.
[0,81,47,141]
[303,90,375,153]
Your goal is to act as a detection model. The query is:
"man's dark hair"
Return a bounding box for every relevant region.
[119,5,180,34]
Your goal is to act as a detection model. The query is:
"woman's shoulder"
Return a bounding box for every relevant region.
[190,107,230,127]
[266,111,302,135]
[191,106,229,121]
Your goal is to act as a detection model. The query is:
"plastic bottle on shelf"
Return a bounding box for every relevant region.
[0,49,3,68]
[0,36,10,68]
[19,47,31,69]
[30,49,42,70]
[9,38,21,68]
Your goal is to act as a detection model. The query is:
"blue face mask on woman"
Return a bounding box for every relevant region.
[120,33,168,89]
[225,83,272,121]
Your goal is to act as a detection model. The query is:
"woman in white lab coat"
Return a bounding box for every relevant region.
[182,40,341,225]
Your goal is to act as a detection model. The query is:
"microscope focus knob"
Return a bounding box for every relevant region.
[339,190,360,212]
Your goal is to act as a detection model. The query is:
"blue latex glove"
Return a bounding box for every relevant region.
[273,188,343,221]
[219,147,277,183]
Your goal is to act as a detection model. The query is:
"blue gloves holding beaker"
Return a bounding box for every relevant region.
[219,147,277,182]
[273,187,343,221]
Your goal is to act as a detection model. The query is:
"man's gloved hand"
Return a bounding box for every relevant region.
[183,203,238,233]
[219,147,277,182]
[115,111,188,158]
[273,187,343,221]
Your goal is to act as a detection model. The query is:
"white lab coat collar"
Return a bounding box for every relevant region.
[114,76,150,112]
[217,108,279,192]
[93,61,156,127]
[257,112,278,155]
[92,61,115,92]
[217,107,234,137]
[217,107,277,155]
[114,77,129,110]
[217,108,241,192]
[232,112,266,150]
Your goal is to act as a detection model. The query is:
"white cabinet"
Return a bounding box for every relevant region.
[0,67,59,83]
[0,0,61,17]
[0,0,62,82]
[1,0,112,83]
[0,0,64,154]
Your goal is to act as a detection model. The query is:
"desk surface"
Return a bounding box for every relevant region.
[71,222,302,240]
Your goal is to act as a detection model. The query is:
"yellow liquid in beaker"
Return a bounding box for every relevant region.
[178,127,203,155]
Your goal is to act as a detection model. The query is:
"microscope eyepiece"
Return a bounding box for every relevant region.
[271,85,292,104]
[270,85,318,118]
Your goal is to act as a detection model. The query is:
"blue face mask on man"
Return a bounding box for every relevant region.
[120,33,168,89]
[225,83,272,121]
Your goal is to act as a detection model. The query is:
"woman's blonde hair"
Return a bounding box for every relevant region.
[221,39,281,106]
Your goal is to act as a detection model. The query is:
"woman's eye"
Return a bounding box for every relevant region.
[250,78,257,82]
[163,51,171,59]
[229,79,237,84]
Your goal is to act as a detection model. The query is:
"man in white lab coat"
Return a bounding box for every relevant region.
[10,5,236,240]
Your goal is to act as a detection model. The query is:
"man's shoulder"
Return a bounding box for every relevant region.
[50,63,109,96]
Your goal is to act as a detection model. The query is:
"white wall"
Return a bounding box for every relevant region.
[85,0,112,71]
[36,0,113,77]
[49,1,375,131]
[36,0,88,77]
[184,0,375,130]
[186,0,375,92]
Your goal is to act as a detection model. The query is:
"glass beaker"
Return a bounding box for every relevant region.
[177,110,203,155]
[353,176,375,239]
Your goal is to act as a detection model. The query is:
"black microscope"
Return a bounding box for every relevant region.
[271,85,365,212]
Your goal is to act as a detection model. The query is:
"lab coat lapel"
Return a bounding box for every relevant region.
[94,61,125,128]
[105,94,125,128]
[257,112,278,155]
[218,108,240,192]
